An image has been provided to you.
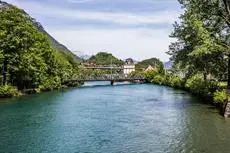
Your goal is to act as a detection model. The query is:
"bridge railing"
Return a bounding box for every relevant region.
[70,74,145,81]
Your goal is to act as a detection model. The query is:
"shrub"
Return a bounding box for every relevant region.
[39,76,62,91]
[185,74,218,97]
[151,74,185,88]
[218,82,227,89]
[168,76,184,88]
[0,85,22,98]
[144,70,158,82]
[152,75,165,85]
[213,90,227,103]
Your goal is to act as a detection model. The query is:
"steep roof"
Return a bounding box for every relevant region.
[144,65,155,72]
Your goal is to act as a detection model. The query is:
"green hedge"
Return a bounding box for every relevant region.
[0,85,22,98]
[185,75,218,97]
[150,72,220,103]
[151,74,185,89]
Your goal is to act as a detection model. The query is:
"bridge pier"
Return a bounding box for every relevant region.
[111,81,114,86]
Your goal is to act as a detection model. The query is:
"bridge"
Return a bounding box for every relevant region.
[64,65,146,85]
[64,74,146,85]
[84,66,144,70]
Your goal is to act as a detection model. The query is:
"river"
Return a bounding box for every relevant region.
[0,83,230,153]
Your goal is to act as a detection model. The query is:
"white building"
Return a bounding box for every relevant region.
[123,58,135,76]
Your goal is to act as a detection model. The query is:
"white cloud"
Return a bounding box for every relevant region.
[5,0,179,61]
[8,0,180,26]
[48,28,173,61]
[52,10,178,25]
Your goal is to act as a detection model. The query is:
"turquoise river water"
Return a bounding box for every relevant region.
[1,82,230,153]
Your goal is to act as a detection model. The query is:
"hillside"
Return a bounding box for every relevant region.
[33,21,81,61]
[87,52,124,66]
[0,1,80,62]
[0,1,82,95]
[136,58,164,69]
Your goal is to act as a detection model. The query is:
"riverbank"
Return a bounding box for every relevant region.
[0,81,83,98]
[149,73,227,115]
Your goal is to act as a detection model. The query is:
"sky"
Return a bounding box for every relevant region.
[5,0,182,61]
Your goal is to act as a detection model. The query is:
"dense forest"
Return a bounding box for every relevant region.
[0,2,82,97]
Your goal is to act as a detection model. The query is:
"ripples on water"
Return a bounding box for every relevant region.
[1,83,230,153]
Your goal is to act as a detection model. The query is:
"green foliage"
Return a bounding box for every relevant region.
[185,74,218,97]
[187,17,224,57]
[218,82,227,89]
[0,85,21,98]
[144,70,158,82]
[39,77,62,91]
[136,58,164,70]
[87,52,124,66]
[168,0,229,82]
[0,5,81,97]
[136,59,165,80]
[168,76,185,88]
[151,74,185,88]
[150,72,220,102]
[152,75,165,85]
[213,90,227,103]
[129,70,145,77]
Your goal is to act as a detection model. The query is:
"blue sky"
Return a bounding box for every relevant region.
[5,0,181,61]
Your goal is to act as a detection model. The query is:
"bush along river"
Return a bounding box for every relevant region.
[1,83,230,153]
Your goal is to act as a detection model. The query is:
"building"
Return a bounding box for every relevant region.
[144,65,155,72]
[123,58,135,76]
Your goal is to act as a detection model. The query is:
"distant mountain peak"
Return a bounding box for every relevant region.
[164,61,172,69]
[74,51,91,60]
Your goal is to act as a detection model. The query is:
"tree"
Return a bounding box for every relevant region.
[0,6,81,91]
[168,0,229,81]
[222,0,230,88]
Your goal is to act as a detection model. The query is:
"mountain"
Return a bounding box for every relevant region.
[136,58,164,69]
[74,51,91,60]
[164,61,172,69]
[79,54,91,60]
[87,52,124,66]
[32,21,81,61]
[0,1,80,61]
